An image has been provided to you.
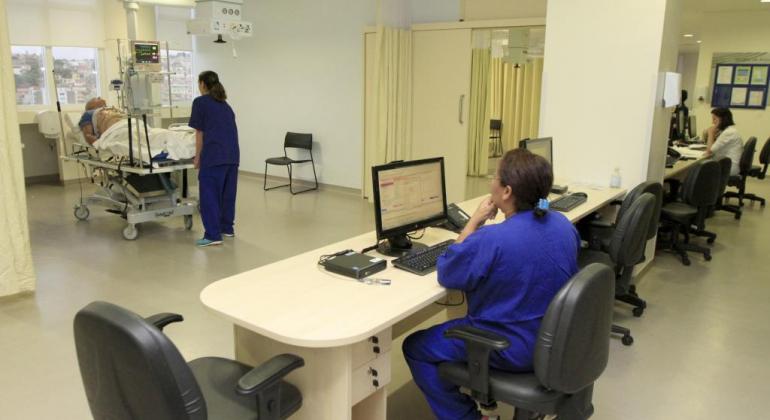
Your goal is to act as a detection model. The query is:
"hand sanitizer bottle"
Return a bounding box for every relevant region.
[610,167,622,188]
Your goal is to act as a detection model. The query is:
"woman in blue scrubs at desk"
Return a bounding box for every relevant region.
[403,149,581,420]
[189,71,240,247]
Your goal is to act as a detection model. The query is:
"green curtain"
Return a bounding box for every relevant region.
[466,48,491,176]
[0,0,36,296]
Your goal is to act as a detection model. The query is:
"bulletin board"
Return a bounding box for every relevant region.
[712,64,769,109]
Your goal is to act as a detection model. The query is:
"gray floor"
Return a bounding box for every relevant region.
[2,174,770,419]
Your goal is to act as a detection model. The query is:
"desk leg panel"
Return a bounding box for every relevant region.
[234,326,355,420]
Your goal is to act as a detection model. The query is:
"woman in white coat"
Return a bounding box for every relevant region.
[705,107,743,176]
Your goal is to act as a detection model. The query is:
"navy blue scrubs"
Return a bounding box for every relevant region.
[189,94,240,241]
[403,210,581,420]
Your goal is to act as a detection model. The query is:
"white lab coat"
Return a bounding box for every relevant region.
[711,126,743,176]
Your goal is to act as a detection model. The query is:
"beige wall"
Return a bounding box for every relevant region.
[540,0,680,189]
[691,10,770,145]
[463,0,546,21]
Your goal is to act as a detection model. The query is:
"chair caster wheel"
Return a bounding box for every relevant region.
[629,285,636,295]
[704,253,712,261]
[682,258,691,266]
[707,237,715,244]
[735,213,742,220]
[632,307,644,317]
[622,335,634,346]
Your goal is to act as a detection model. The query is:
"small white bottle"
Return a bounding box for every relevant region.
[610,167,622,188]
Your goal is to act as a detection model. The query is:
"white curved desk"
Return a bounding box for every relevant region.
[200,186,626,420]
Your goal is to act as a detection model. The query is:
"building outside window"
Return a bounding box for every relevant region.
[161,50,195,106]
[11,46,47,106]
[51,47,99,105]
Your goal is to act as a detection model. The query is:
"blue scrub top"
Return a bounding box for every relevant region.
[436,210,581,370]
[189,94,240,168]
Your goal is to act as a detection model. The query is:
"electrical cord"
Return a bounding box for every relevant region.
[407,229,426,240]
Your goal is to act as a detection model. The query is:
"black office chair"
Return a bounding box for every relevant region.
[490,119,503,157]
[714,157,742,220]
[578,192,656,346]
[749,137,770,180]
[581,182,662,318]
[437,263,614,420]
[724,137,763,206]
[659,160,721,266]
[264,132,318,194]
[74,301,304,420]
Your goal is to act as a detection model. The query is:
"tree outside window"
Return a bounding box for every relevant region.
[11,46,47,106]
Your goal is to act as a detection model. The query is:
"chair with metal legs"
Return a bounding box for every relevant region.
[264,132,319,195]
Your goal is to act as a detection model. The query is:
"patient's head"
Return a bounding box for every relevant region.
[85,97,107,111]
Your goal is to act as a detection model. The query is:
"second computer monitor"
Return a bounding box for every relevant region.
[519,137,553,165]
[371,157,448,256]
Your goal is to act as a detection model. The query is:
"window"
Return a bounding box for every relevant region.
[161,50,195,106]
[52,47,99,105]
[11,46,47,106]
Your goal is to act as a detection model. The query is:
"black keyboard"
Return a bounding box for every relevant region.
[550,194,588,212]
[392,240,455,276]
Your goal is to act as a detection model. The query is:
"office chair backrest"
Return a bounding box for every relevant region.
[682,160,721,208]
[739,137,757,176]
[618,181,663,241]
[74,302,207,420]
[285,132,313,151]
[759,137,770,166]
[607,193,655,268]
[533,263,614,394]
[716,157,732,198]
[490,119,502,130]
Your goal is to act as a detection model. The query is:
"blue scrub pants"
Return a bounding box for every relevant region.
[403,318,524,420]
[198,164,238,241]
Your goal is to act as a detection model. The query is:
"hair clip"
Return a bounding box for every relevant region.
[537,198,549,210]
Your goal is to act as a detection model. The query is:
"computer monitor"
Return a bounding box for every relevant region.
[519,137,553,165]
[371,157,448,256]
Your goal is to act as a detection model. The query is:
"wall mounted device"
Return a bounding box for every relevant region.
[187,0,253,42]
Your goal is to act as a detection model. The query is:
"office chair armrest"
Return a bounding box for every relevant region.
[444,325,510,350]
[237,354,305,396]
[144,313,184,331]
[443,326,509,408]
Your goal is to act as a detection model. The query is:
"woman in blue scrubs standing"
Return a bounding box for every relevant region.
[403,149,581,420]
[189,71,240,247]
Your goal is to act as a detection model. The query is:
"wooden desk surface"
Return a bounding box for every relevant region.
[665,146,706,179]
[200,186,626,348]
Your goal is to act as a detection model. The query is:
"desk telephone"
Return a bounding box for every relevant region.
[440,203,470,232]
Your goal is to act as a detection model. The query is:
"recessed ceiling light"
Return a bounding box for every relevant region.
[696,40,702,44]
[683,34,695,38]
[762,0,770,3]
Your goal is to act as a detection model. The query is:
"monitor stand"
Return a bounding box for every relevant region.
[377,234,428,257]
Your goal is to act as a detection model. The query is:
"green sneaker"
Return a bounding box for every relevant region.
[196,238,223,247]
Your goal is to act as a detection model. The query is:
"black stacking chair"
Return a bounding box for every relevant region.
[714,157,742,219]
[581,182,663,319]
[724,137,763,206]
[490,119,503,157]
[660,160,721,266]
[74,301,304,420]
[437,264,614,420]
[578,193,656,346]
[264,132,318,194]
[749,137,770,180]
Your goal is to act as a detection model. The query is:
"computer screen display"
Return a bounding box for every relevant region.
[372,158,447,238]
[132,41,160,64]
[519,137,553,165]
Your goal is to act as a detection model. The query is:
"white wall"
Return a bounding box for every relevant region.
[678,52,699,108]
[194,0,376,189]
[539,0,679,189]
[463,0,546,21]
[410,0,460,24]
[691,10,770,144]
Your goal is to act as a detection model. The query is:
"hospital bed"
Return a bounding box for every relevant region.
[61,112,198,240]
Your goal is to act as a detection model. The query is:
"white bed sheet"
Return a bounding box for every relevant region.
[93,120,195,162]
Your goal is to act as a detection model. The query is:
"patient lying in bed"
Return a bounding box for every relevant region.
[78,98,196,162]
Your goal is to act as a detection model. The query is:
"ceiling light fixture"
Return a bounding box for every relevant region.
[683,34,695,38]
[697,40,702,44]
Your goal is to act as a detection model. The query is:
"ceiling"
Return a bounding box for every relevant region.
[680,0,770,52]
